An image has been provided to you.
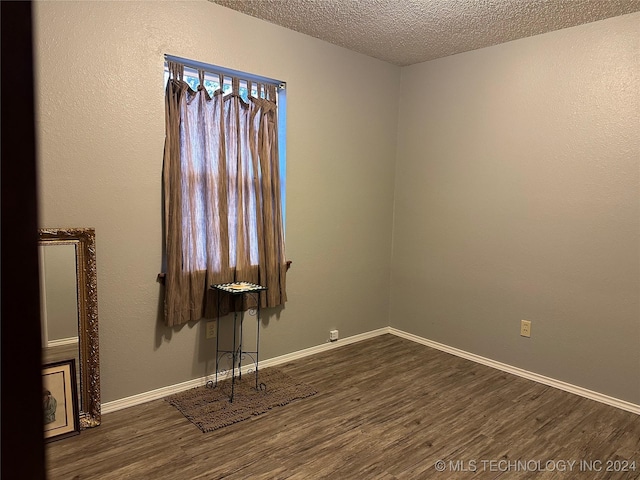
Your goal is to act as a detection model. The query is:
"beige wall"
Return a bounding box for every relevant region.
[34,1,399,402]
[390,13,640,404]
[34,1,639,407]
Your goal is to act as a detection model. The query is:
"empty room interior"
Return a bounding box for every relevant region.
[34,1,639,478]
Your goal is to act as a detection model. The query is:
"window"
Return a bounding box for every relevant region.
[163,63,287,242]
[162,57,288,326]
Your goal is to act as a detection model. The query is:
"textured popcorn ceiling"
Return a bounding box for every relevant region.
[211,0,640,66]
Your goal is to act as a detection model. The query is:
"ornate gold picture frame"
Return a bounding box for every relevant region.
[39,227,101,428]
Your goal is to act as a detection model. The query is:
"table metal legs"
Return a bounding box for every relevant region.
[206,290,263,402]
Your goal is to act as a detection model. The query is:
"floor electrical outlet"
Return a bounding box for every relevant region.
[520,320,531,338]
[206,321,217,339]
[329,329,339,342]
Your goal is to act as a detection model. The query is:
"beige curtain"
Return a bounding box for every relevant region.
[163,62,287,327]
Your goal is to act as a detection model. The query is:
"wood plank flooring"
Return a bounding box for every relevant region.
[46,334,640,479]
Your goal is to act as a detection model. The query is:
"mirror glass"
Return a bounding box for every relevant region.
[39,228,101,428]
[40,242,82,406]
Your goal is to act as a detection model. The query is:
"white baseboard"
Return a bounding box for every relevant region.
[102,326,639,416]
[389,327,640,415]
[47,336,79,348]
[258,327,390,369]
[102,327,389,414]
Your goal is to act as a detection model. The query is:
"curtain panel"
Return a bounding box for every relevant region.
[163,62,287,327]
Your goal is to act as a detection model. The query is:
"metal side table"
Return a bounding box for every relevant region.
[206,282,267,402]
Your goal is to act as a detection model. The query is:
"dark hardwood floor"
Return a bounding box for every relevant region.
[46,334,640,479]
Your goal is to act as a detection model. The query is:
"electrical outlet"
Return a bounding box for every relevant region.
[206,321,217,339]
[520,320,531,338]
[329,329,339,342]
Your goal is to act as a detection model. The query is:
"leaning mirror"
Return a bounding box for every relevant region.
[39,227,101,428]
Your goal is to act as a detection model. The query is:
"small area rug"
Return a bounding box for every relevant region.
[165,367,317,432]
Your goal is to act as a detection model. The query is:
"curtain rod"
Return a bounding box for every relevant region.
[164,54,286,89]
